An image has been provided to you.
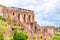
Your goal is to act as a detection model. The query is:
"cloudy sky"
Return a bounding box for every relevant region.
[0,0,60,27]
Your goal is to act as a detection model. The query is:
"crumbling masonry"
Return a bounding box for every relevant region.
[0,4,55,40]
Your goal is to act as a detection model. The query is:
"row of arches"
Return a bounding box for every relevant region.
[17,13,34,23]
[7,12,34,23]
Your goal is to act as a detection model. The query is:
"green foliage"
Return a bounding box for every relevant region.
[21,27,24,31]
[33,36,36,40]
[4,37,14,40]
[0,33,4,40]
[11,20,20,26]
[0,16,28,40]
[7,19,13,24]
[52,34,60,40]
[13,31,28,40]
[40,37,44,40]
[0,16,6,22]
[40,38,44,40]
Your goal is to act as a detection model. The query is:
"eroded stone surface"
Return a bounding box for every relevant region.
[0,4,55,40]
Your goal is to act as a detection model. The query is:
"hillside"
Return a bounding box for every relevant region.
[0,16,24,40]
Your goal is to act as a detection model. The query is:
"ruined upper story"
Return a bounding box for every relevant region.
[0,4,55,40]
[0,4,35,23]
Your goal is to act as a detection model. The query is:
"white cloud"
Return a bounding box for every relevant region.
[34,0,60,26]
[0,0,20,6]
[36,16,55,26]
[40,0,57,12]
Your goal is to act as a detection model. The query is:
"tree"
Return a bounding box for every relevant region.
[13,31,28,40]
[0,33,4,40]
[52,34,60,40]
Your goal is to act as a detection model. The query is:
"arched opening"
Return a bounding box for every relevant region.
[34,26,37,33]
[43,28,47,32]
[31,23,33,30]
[32,16,34,21]
[13,13,14,15]
[28,15,31,22]
[11,28,14,31]
[18,14,20,21]
[24,14,26,22]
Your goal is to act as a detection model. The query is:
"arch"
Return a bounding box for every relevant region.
[13,13,14,15]
[31,23,33,29]
[32,16,34,21]
[28,15,31,22]
[24,14,26,22]
[34,26,37,33]
[18,14,20,21]
[11,28,14,31]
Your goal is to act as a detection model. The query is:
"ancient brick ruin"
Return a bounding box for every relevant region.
[0,4,55,40]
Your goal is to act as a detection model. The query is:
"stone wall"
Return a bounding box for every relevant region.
[3,7,34,23]
[0,4,55,40]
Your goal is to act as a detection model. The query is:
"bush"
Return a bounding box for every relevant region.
[13,31,28,40]
[52,33,60,40]
[0,16,6,22]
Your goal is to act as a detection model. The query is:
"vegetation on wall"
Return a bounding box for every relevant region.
[0,16,6,22]
[52,33,60,40]
[0,33,4,40]
[40,37,44,40]
[0,16,28,40]
[1,16,60,40]
[33,36,36,40]
[13,31,28,40]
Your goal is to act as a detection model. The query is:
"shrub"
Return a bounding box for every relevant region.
[52,33,60,40]
[0,16,6,22]
[13,31,28,40]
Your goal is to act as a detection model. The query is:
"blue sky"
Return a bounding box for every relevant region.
[0,0,60,27]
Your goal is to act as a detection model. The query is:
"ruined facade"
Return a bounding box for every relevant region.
[0,4,55,40]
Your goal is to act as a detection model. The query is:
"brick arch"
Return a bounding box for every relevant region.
[13,12,14,15]
[28,15,31,22]
[32,16,34,21]
[34,26,37,33]
[24,14,26,22]
[18,14,20,21]
[30,23,33,30]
